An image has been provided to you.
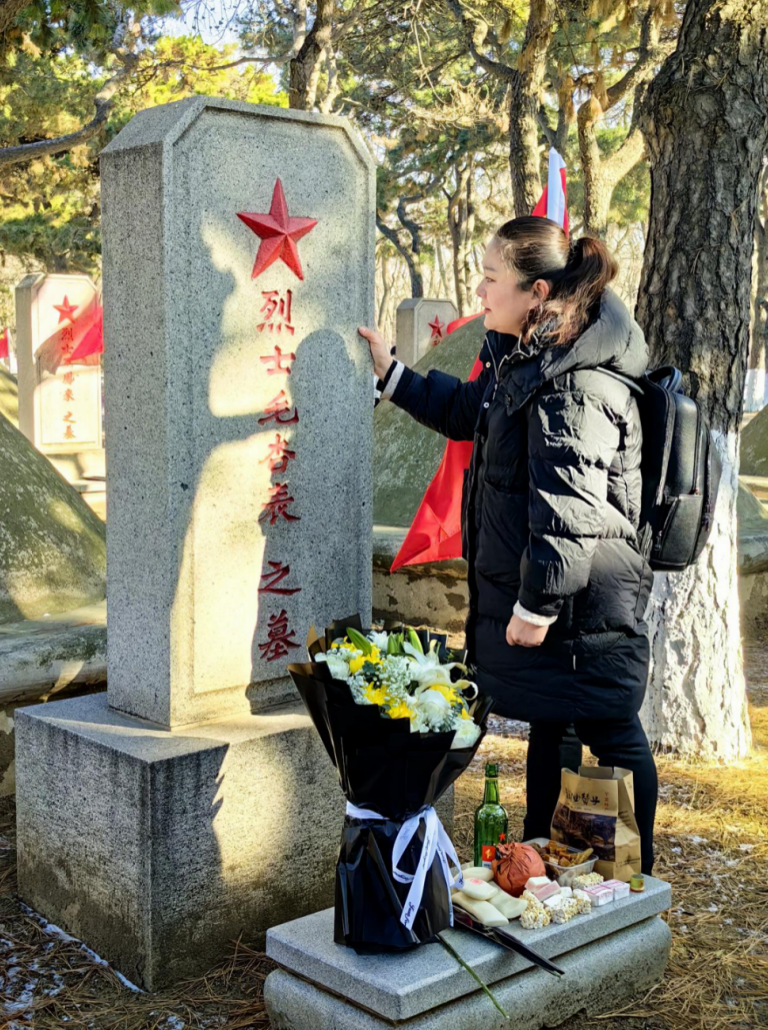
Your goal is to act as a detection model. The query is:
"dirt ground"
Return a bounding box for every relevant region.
[1,650,767,1030]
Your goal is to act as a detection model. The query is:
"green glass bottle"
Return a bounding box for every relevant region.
[474,762,509,867]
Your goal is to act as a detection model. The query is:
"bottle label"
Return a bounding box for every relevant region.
[481,844,495,868]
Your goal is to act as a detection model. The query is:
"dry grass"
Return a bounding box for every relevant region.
[2,655,768,1029]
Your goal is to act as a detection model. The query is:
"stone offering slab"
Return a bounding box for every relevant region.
[265,918,671,1029]
[266,876,671,1022]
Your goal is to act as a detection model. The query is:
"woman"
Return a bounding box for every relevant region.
[359,216,658,875]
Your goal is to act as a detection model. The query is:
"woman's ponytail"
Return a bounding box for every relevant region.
[492,217,618,348]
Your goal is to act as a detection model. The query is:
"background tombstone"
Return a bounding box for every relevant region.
[15,96,375,990]
[395,297,458,366]
[15,272,105,485]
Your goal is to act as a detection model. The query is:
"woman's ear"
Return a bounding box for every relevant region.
[532,278,551,302]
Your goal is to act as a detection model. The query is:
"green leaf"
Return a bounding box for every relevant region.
[407,627,424,655]
[346,626,373,656]
[387,632,402,655]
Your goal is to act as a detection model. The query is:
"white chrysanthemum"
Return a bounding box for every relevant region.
[412,689,452,730]
[451,718,481,750]
[318,653,352,681]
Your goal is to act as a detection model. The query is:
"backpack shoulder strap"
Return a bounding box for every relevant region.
[592,367,645,397]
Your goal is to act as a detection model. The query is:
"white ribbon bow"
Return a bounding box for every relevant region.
[346,802,464,931]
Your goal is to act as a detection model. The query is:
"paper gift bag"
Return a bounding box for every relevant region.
[550,765,642,882]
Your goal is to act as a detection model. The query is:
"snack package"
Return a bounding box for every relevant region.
[551,766,642,882]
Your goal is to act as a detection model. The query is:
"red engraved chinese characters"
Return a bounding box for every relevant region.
[258,609,300,661]
[258,561,301,596]
[260,343,296,375]
[60,325,75,358]
[258,291,296,337]
[258,390,299,426]
[259,482,300,525]
[260,433,296,474]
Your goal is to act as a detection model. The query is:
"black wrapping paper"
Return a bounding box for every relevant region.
[287,616,493,953]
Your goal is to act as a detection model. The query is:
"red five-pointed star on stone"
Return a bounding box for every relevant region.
[237,179,318,281]
[428,314,446,343]
[53,296,78,324]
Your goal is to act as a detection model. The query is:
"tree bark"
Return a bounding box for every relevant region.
[447,156,476,315]
[445,0,553,217]
[745,160,768,411]
[289,0,334,109]
[507,0,555,217]
[636,0,768,759]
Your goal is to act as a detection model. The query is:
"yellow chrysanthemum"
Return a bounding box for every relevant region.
[349,646,383,675]
[363,684,388,706]
[460,707,472,720]
[387,702,414,721]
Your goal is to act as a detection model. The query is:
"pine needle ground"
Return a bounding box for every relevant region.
[1,648,766,1029]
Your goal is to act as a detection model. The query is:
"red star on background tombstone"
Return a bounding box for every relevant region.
[237,179,318,281]
[53,296,78,324]
[428,314,446,344]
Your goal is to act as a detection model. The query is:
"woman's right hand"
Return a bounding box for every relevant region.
[358,325,394,380]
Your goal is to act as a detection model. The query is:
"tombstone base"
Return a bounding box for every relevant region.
[265,917,671,1030]
[14,692,346,990]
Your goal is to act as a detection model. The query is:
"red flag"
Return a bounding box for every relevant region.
[390,331,484,571]
[68,305,104,362]
[0,328,8,361]
[35,297,103,374]
[390,152,569,571]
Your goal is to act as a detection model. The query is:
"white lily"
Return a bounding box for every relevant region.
[403,640,468,690]
[366,630,390,651]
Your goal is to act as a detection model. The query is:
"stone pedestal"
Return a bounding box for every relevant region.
[15,96,376,989]
[264,878,672,1029]
[395,298,458,367]
[16,693,345,989]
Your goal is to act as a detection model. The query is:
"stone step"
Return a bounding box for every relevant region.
[265,876,671,1026]
[265,916,671,1030]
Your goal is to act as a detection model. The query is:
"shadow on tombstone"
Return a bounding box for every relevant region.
[249,329,355,703]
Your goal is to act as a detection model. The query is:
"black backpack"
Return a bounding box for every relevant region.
[598,365,722,572]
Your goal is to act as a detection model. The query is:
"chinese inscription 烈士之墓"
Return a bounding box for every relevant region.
[238,178,318,664]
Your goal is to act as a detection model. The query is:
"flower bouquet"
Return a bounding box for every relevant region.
[287,613,493,954]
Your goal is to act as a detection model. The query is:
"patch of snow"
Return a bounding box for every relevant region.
[19,902,144,993]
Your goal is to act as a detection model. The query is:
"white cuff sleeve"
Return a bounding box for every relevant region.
[380,360,405,401]
[513,600,559,626]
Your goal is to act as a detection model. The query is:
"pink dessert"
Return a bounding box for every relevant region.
[601,879,631,900]
[583,884,613,907]
[531,880,561,903]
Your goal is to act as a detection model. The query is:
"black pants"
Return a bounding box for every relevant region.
[521,716,658,876]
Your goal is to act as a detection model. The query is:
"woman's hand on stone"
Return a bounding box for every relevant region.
[358,325,394,379]
[506,613,549,647]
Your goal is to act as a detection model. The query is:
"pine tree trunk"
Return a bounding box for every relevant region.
[636,0,768,759]
[448,158,476,315]
[746,161,768,411]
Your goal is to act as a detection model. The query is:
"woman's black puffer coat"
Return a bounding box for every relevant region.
[387,287,655,723]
